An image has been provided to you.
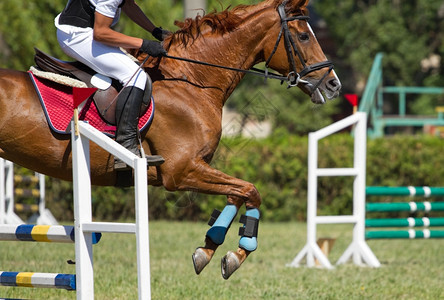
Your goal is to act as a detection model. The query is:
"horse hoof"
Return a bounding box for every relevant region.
[221,251,240,280]
[192,248,210,275]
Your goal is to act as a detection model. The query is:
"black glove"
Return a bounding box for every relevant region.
[152,27,171,41]
[140,40,167,57]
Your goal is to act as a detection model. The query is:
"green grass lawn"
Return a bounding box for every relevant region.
[1,221,444,299]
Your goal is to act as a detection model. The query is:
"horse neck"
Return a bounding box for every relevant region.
[161,5,278,102]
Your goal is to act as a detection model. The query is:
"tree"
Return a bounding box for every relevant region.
[314,0,444,89]
[0,1,66,69]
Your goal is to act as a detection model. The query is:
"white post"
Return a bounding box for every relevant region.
[5,161,14,222]
[28,172,58,225]
[287,134,334,269]
[353,115,368,264]
[134,157,151,299]
[0,159,5,224]
[3,160,23,224]
[306,134,318,267]
[38,173,45,219]
[71,123,95,299]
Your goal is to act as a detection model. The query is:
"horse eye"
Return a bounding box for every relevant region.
[299,32,310,41]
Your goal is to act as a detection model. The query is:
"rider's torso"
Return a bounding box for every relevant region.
[58,0,124,29]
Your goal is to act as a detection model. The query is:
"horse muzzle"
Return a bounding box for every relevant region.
[298,71,342,104]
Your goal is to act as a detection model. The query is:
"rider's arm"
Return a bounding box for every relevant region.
[92,11,143,49]
[93,0,166,56]
[121,0,156,33]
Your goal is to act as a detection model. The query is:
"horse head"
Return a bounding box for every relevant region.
[262,0,341,104]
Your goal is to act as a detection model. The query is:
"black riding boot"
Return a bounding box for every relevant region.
[114,86,144,170]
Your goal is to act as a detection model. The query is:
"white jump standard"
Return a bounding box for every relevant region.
[289,112,444,269]
[0,158,58,225]
[288,112,380,269]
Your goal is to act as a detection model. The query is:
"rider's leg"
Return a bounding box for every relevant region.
[114,85,144,155]
[57,28,147,90]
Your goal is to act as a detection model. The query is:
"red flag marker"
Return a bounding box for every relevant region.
[345,94,358,114]
[73,87,98,109]
[345,94,358,107]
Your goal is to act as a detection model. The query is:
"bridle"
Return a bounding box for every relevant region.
[270,1,334,90]
[164,1,334,93]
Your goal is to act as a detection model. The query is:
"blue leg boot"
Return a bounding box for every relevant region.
[192,204,238,275]
[221,208,260,280]
[238,208,260,251]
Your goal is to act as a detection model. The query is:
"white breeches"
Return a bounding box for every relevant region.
[56,28,147,90]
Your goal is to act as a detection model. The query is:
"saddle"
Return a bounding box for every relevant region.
[33,48,151,124]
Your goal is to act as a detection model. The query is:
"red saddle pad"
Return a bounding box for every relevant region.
[28,71,154,137]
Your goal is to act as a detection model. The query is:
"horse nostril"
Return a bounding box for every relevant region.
[327,79,341,92]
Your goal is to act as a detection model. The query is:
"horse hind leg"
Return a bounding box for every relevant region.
[192,203,239,274]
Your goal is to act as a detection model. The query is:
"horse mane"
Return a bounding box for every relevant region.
[167,0,307,48]
[169,5,247,47]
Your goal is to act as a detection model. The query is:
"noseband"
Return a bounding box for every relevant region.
[264,1,334,90]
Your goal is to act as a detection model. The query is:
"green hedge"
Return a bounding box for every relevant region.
[38,133,444,222]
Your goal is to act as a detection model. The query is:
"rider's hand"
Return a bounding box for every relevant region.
[140,40,167,57]
[152,27,171,41]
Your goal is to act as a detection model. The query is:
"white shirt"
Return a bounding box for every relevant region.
[90,0,122,26]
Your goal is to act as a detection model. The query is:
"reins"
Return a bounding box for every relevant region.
[164,54,289,83]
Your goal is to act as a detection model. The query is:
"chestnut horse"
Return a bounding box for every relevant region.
[0,0,340,279]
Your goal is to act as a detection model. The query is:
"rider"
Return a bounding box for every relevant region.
[55,0,169,170]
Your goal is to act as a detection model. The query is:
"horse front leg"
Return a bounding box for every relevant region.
[192,194,261,279]
[221,204,260,280]
[162,160,262,279]
[192,196,243,275]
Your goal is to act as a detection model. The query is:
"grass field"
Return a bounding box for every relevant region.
[1,221,444,299]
